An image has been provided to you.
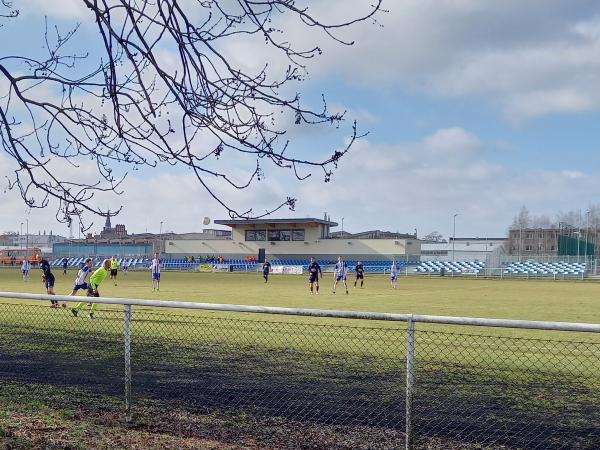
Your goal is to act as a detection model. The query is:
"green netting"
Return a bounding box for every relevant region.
[557,235,595,256]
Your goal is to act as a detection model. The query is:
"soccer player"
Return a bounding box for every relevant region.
[110,255,119,286]
[151,253,161,291]
[262,258,272,283]
[40,258,61,307]
[21,258,31,281]
[307,257,322,294]
[390,259,398,289]
[354,261,365,288]
[332,255,349,294]
[71,259,111,319]
[62,257,68,275]
[69,258,93,296]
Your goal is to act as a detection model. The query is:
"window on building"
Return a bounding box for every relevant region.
[268,230,291,241]
[292,229,305,241]
[245,230,266,241]
[551,245,555,251]
[527,233,533,239]
[525,245,532,251]
[539,233,544,238]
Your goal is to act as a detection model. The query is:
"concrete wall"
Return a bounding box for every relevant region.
[165,238,420,260]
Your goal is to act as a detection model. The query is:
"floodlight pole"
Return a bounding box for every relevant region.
[159,221,163,256]
[519,224,522,262]
[20,222,23,249]
[585,210,590,263]
[452,214,458,262]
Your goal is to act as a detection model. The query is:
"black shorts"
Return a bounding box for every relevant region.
[263,271,269,276]
[44,273,55,289]
[356,273,364,279]
[309,274,318,283]
[110,269,118,276]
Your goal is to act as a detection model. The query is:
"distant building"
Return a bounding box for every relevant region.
[99,212,128,238]
[421,237,506,262]
[164,217,421,261]
[329,230,416,240]
[506,227,597,258]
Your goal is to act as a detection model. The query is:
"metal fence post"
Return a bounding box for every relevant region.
[406,316,415,450]
[124,304,132,422]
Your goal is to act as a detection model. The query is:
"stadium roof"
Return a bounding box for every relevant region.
[215,218,338,227]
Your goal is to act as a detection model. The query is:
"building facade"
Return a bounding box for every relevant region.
[506,228,598,259]
[165,218,421,261]
[421,237,506,262]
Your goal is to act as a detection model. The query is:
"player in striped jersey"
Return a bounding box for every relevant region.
[390,260,398,289]
[151,253,161,291]
[21,258,31,281]
[69,258,93,295]
[72,259,111,319]
[332,255,349,294]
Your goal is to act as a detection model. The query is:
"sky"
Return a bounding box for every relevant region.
[1,0,600,240]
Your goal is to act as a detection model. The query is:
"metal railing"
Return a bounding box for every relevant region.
[1,291,599,449]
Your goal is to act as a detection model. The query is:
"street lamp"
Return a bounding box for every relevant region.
[341,218,344,237]
[159,221,163,256]
[585,209,590,262]
[20,222,23,249]
[519,224,523,262]
[452,214,458,261]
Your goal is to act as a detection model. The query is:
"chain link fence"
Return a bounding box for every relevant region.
[1,293,600,449]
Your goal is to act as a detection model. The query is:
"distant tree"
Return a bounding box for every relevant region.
[423,231,445,242]
[510,205,530,229]
[531,215,552,228]
[0,0,383,229]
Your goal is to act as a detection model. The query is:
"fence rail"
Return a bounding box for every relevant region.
[1,291,599,449]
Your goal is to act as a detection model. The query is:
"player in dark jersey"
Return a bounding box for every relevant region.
[62,257,68,275]
[262,259,272,283]
[354,261,365,288]
[307,257,322,294]
[40,259,61,308]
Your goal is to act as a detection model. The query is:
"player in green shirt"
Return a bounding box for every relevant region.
[110,255,119,286]
[71,259,111,319]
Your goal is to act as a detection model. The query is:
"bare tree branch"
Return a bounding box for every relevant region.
[0,0,383,229]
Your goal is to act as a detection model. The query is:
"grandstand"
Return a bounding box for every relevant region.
[414,260,485,274]
[270,259,420,273]
[49,257,150,270]
[503,261,586,277]
[44,257,423,273]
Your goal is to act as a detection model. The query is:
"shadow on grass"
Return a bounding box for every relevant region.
[1,319,600,448]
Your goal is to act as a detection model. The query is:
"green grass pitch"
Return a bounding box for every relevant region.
[1,268,600,448]
[2,267,600,326]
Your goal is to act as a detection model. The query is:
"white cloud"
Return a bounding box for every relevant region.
[288,127,599,238]
[1,126,598,238]
[301,1,600,121]
[13,1,600,121]
[21,0,90,20]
